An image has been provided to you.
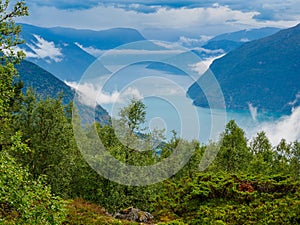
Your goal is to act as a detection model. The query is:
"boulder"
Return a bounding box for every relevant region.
[114,207,154,223]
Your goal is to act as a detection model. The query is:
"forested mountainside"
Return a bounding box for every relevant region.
[188,23,300,114]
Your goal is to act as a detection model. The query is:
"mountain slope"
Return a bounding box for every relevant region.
[187,24,300,114]
[147,27,282,75]
[19,24,145,81]
[17,60,74,102]
[20,24,145,50]
[209,27,281,42]
[203,27,281,52]
[17,60,110,125]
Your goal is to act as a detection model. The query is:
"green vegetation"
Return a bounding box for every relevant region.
[0,1,299,224]
[188,23,300,113]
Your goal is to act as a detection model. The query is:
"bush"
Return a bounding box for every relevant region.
[151,172,300,225]
[0,134,67,224]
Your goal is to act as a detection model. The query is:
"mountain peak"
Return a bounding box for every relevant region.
[187,24,300,114]
[19,23,145,82]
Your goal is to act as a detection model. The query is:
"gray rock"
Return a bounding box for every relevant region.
[114,207,154,223]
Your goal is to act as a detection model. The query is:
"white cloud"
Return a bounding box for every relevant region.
[75,42,105,57]
[18,3,299,37]
[192,47,225,55]
[253,107,300,146]
[65,81,142,107]
[288,92,300,107]
[178,36,212,47]
[248,103,258,121]
[154,36,214,50]
[152,41,182,49]
[189,54,225,75]
[240,38,250,42]
[25,35,63,63]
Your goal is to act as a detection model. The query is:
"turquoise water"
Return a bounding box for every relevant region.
[95,63,279,143]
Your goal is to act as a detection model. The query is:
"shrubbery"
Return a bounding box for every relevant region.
[0,1,299,224]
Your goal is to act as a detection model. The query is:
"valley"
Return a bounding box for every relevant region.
[1,1,299,224]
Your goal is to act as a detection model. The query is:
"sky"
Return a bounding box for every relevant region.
[18,0,300,40]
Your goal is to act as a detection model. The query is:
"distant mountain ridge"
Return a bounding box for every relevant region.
[187,23,300,114]
[202,27,281,52]
[145,27,282,75]
[20,24,145,50]
[209,27,281,42]
[19,24,145,82]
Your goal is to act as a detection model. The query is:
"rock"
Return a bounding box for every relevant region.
[114,207,154,223]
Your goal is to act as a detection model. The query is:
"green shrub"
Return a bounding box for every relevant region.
[0,134,67,224]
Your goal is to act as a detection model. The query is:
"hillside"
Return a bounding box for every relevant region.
[203,27,281,52]
[19,24,145,81]
[20,24,145,51]
[209,27,281,42]
[145,27,281,75]
[187,23,300,114]
[17,60,74,103]
[16,60,110,125]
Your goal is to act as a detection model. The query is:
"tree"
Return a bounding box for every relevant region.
[213,120,251,172]
[0,2,67,223]
[290,141,300,179]
[118,98,146,135]
[0,133,67,224]
[0,0,28,150]
[14,92,77,197]
[113,98,155,165]
[249,131,274,174]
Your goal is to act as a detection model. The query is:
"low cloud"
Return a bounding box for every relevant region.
[248,103,258,121]
[178,35,213,47]
[66,81,143,107]
[189,54,225,76]
[192,47,225,55]
[75,42,105,57]
[240,38,250,42]
[288,92,300,107]
[116,3,160,14]
[25,35,63,63]
[252,106,300,146]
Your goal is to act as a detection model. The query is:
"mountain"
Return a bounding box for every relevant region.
[209,27,281,42]
[202,40,243,53]
[203,27,281,52]
[20,24,145,51]
[187,24,300,114]
[19,24,145,81]
[17,60,110,125]
[17,60,74,102]
[145,27,281,75]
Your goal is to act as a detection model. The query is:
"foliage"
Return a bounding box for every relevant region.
[0,3,299,223]
[187,23,300,113]
[63,198,138,225]
[16,60,74,105]
[211,120,251,172]
[118,98,146,135]
[13,89,77,197]
[152,172,300,225]
[0,0,28,149]
[0,134,67,224]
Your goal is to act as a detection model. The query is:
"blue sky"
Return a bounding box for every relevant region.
[19,0,300,39]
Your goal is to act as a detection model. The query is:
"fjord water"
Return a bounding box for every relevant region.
[98,63,277,143]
